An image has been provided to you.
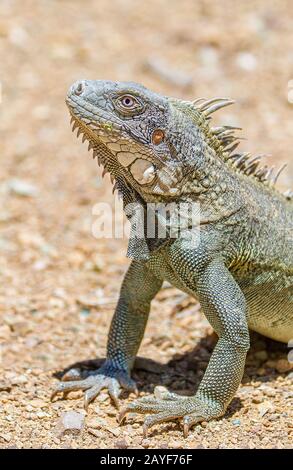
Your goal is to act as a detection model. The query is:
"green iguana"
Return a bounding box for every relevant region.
[52,80,293,437]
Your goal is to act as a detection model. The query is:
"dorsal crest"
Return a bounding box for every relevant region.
[174,96,291,197]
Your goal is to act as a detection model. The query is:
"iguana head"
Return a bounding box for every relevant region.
[66,80,207,203]
[67,80,289,207]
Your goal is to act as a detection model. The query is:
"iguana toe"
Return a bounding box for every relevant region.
[118,391,221,437]
[51,365,137,409]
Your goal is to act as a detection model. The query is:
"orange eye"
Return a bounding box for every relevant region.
[152,129,165,145]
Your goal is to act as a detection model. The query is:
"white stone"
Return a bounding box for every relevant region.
[236,52,258,72]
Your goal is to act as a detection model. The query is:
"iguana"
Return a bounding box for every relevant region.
[52,80,293,437]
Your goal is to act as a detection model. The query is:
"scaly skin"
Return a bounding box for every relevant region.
[51,80,293,436]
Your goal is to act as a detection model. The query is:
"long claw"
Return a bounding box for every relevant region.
[108,380,121,408]
[117,407,128,425]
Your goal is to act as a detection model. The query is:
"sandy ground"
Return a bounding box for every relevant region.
[0,0,292,449]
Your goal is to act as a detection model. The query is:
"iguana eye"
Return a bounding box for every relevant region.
[114,94,144,115]
[119,95,139,109]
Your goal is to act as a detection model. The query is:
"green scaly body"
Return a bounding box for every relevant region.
[52,80,293,436]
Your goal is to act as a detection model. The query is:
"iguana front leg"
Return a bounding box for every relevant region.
[51,261,163,408]
[119,258,250,436]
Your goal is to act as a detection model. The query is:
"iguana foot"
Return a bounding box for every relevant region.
[51,362,137,409]
[118,387,223,437]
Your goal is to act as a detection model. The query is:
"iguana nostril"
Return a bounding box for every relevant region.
[74,82,84,96]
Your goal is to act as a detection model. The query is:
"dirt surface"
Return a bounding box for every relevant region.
[0,0,293,449]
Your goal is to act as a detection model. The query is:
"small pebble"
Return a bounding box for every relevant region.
[235,52,258,72]
[115,438,129,449]
[254,351,268,362]
[275,359,292,373]
[55,411,85,436]
[258,401,275,417]
[0,382,12,392]
[6,179,39,197]
[232,419,241,426]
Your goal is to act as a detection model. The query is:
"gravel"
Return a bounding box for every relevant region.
[0,0,292,450]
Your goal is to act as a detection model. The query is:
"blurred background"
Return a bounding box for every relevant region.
[0,0,292,449]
